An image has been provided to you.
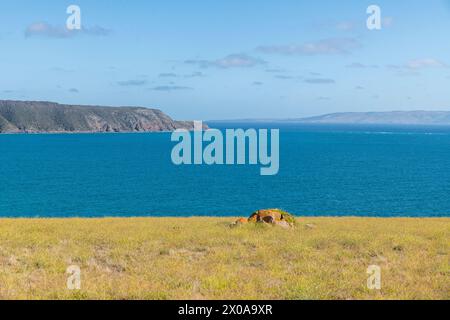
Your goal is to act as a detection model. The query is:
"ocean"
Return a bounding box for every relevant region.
[1,123,450,217]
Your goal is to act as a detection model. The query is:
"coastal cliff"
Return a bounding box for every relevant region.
[0,100,201,133]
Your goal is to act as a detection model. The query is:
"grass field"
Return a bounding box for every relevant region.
[0,217,448,300]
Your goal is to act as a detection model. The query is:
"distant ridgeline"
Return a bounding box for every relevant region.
[295,111,450,125]
[212,111,450,126]
[0,100,200,133]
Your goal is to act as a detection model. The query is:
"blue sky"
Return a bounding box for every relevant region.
[1,0,450,119]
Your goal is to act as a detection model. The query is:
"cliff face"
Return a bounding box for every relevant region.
[0,100,200,133]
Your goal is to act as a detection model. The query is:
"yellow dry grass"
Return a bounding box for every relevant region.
[0,217,448,300]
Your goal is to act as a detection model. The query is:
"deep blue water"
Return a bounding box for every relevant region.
[1,123,450,217]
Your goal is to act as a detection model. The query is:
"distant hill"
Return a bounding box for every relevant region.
[295,111,450,125]
[211,111,450,125]
[0,100,201,133]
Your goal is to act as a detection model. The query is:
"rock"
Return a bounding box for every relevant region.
[236,218,248,224]
[230,209,296,229]
[229,217,248,228]
[261,215,275,224]
[248,209,296,228]
[248,209,283,223]
[305,223,316,229]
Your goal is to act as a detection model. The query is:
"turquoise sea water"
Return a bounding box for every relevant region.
[1,123,450,217]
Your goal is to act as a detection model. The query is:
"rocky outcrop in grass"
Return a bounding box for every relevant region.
[232,208,296,228]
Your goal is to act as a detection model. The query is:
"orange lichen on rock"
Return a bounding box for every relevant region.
[231,209,296,228]
[236,218,249,224]
[248,209,284,223]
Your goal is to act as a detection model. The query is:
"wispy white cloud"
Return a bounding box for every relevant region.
[25,22,111,38]
[184,72,205,78]
[388,58,447,70]
[158,73,177,78]
[304,78,335,84]
[386,58,448,77]
[150,85,192,91]
[318,17,393,32]
[382,17,394,28]
[346,62,379,69]
[265,68,285,73]
[274,75,295,80]
[257,38,361,55]
[405,58,448,69]
[185,54,266,69]
[117,79,147,86]
[335,21,355,31]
